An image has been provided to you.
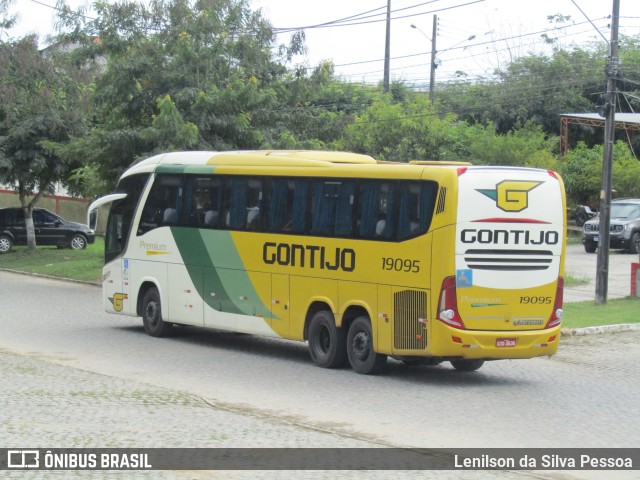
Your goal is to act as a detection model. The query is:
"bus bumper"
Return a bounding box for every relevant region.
[430,324,562,359]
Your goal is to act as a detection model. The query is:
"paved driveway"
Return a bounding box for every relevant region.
[564,244,640,302]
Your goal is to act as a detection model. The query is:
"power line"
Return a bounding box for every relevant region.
[274,0,445,33]
[273,0,486,32]
[331,16,610,69]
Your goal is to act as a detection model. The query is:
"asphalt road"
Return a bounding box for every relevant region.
[2,270,639,465]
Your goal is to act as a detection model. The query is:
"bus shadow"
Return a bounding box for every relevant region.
[115,324,531,387]
[116,323,311,364]
[379,360,528,387]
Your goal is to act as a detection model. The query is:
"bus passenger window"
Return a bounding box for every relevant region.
[357,181,396,240]
[188,176,222,228]
[311,180,355,237]
[397,181,438,240]
[138,174,183,235]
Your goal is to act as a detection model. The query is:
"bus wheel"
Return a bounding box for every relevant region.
[142,287,173,337]
[308,310,347,368]
[450,359,484,372]
[347,316,387,375]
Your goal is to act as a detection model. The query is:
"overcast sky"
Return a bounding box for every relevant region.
[5,0,640,85]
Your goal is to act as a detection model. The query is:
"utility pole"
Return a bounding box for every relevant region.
[595,0,620,304]
[383,0,391,92]
[428,14,438,104]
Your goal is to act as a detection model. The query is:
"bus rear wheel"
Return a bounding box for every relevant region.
[450,359,484,372]
[308,310,347,368]
[142,287,173,337]
[347,316,387,375]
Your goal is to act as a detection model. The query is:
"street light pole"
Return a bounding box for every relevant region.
[428,15,438,104]
[595,0,620,304]
[412,17,475,104]
[383,0,391,92]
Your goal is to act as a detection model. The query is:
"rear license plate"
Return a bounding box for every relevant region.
[496,338,517,348]
[594,235,599,242]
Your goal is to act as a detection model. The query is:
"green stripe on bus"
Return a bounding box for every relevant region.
[170,228,271,318]
[156,165,217,175]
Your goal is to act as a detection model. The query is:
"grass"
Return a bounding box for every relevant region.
[564,273,590,288]
[0,237,104,283]
[562,297,640,329]
[566,227,583,245]
[1,235,638,329]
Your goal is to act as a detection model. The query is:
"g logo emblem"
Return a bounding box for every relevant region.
[477,180,542,212]
[109,293,128,312]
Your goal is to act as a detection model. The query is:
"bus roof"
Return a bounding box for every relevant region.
[121,150,556,183]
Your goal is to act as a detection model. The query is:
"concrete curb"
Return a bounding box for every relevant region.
[561,323,640,336]
[0,267,101,286]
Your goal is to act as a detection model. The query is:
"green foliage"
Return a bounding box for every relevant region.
[463,121,557,168]
[558,141,640,206]
[141,96,198,152]
[0,35,89,202]
[3,0,640,204]
[438,43,606,141]
[57,0,294,189]
[342,91,468,161]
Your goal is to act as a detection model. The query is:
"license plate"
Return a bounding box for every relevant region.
[594,235,599,242]
[496,338,517,348]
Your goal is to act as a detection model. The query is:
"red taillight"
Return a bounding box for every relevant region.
[545,277,564,329]
[437,276,466,329]
[457,167,468,176]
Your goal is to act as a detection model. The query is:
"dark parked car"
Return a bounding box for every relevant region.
[0,207,95,254]
[582,198,640,254]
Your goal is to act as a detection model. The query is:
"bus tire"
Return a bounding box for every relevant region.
[450,359,484,372]
[308,310,347,368]
[347,316,387,375]
[141,287,173,337]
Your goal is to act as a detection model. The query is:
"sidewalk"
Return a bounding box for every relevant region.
[1,349,502,480]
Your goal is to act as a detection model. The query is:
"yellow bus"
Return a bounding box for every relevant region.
[89,150,566,374]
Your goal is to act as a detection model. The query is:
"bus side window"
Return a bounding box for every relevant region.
[397,181,438,240]
[290,180,309,234]
[138,174,183,235]
[246,179,262,230]
[188,176,222,228]
[266,179,289,232]
[310,180,355,237]
[357,181,396,240]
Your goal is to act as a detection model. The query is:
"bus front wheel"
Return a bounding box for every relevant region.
[142,287,173,337]
[308,310,347,368]
[347,316,387,375]
[450,359,484,372]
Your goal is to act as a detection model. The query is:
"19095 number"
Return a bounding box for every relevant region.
[382,257,420,273]
[520,296,552,304]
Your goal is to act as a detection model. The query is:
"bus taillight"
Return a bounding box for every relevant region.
[545,277,564,329]
[438,276,466,329]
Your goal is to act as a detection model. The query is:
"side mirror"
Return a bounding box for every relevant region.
[89,210,98,231]
[87,193,128,230]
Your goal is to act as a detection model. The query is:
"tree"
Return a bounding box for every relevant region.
[56,0,304,192]
[558,141,640,206]
[0,35,90,251]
